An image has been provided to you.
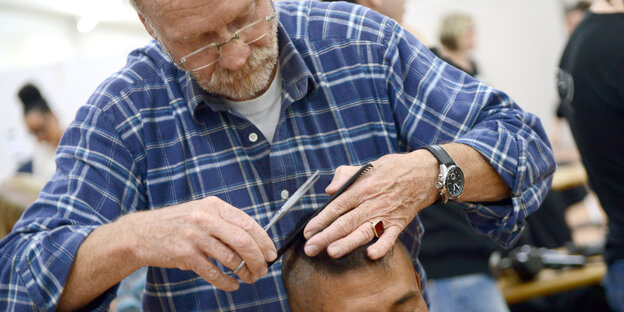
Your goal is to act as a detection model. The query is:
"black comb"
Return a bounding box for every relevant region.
[268,163,374,268]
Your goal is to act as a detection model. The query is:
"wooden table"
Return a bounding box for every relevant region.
[0,175,43,238]
[497,257,606,305]
[551,162,588,191]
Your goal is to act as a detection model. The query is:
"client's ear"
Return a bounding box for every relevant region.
[414,271,422,291]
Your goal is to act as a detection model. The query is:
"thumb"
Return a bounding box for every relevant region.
[325,166,360,194]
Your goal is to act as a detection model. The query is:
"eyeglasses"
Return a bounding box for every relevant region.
[175,2,277,72]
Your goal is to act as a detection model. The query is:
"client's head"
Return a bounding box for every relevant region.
[282,238,427,312]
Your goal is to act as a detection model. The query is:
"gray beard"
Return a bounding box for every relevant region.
[196,33,279,101]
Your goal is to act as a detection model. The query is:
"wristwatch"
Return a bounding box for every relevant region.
[422,145,464,203]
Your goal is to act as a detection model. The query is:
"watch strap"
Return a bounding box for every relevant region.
[423,145,455,167]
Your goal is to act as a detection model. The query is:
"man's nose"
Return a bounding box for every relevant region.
[217,41,252,71]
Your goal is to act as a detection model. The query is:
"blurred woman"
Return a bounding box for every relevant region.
[17,83,64,180]
[431,13,479,77]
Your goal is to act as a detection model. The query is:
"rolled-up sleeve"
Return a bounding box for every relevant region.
[0,94,145,311]
[386,23,555,248]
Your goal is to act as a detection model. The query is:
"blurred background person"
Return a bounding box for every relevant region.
[558,0,624,311]
[16,83,64,181]
[552,0,592,161]
[429,13,478,78]
[564,1,592,35]
[0,83,63,239]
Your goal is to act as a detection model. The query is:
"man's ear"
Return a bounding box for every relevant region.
[414,271,422,291]
[137,13,157,39]
[359,0,383,12]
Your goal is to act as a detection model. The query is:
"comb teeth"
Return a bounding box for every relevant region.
[359,163,374,175]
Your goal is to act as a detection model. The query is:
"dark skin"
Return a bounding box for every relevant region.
[288,246,427,312]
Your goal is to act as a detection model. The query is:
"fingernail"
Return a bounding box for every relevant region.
[304,231,313,239]
[305,244,319,256]
[267,249,277,262]
[230,282,240,292]
[328,245,340,258]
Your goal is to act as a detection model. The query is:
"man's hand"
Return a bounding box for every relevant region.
[127,196,277,291]
[59,196,277,311]
[303,151,439,261]
[302,144,511,262]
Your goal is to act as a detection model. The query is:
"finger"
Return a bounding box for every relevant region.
[191,253,240,292]
[367,225,402,260]
[198,236,255,284]
[209,219,269,280]
[304,200,370,257]
[325,165,359,194]
[216,201,277,262]
[304,177,366,240]
[326,221,375,259]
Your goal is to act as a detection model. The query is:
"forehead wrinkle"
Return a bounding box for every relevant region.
[149,0,255,40]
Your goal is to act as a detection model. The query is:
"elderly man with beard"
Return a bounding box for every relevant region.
[0,0,554,311]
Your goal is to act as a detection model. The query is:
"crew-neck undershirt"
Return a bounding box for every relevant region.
[224,68,283,143]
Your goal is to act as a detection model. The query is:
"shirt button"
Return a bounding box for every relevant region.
[248,132,259,143]
[280,190,290,200]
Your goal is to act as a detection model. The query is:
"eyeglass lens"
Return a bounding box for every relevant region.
[181,16,274,71]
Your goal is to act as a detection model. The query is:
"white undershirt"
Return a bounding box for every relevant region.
[224,69,283,143]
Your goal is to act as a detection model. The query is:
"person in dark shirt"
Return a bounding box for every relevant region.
[558,0,624,310]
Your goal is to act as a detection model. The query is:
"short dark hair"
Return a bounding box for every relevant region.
[283,239,394,278]
[17,83,51,115]
[281,239,407,311]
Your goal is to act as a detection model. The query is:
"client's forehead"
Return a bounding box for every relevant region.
[308,249,422,311]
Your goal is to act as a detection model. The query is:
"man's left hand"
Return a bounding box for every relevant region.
[303,151,439,260]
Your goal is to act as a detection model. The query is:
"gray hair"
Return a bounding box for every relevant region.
[129,0,141,12]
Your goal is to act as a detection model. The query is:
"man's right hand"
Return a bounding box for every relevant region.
[125,196,277,291]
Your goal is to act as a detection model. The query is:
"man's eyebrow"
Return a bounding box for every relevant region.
[393,290,418,306]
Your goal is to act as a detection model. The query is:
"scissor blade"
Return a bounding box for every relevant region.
[263,170,320,231]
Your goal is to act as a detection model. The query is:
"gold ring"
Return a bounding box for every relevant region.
[370,219,384,238]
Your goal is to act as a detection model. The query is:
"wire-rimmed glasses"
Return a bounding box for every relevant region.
[176,3,277,72]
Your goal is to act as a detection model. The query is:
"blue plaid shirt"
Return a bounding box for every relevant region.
[0,1,555,311]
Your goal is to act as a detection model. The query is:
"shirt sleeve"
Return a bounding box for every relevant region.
[0,97,146,311]
[385,22,556,248]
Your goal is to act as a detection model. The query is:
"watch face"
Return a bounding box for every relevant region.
[445,166,464,198]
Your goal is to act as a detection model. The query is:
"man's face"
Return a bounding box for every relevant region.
[140,0,278,101]
[299,251,427,312]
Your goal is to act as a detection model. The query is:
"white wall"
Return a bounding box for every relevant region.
[405,0,569,134]
[0,3,151,181]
